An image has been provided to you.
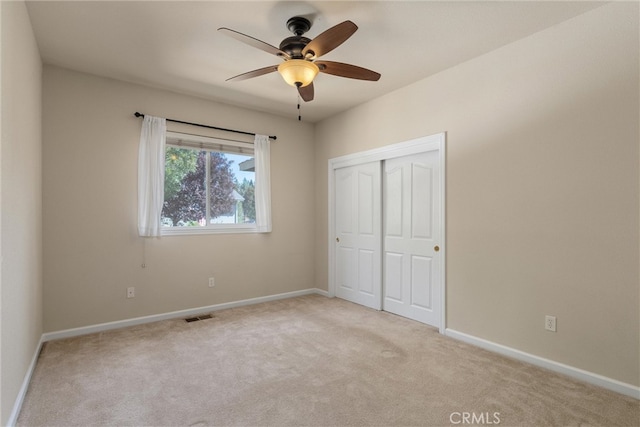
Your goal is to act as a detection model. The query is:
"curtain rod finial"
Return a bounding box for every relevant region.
[134,112,144,118]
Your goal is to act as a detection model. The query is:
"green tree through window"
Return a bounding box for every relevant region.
[161,144,256,228]
[238,178,255,222]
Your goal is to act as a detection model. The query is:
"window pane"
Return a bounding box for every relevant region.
[162,142,257,229]
[162,148,207,227]
[209,152,256,224]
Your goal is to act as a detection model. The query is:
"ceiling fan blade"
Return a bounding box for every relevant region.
[298,82,314,102]
[226,65,279,82]
[302,20,358,59]
[218,28,290,59]
[316,61,381,81]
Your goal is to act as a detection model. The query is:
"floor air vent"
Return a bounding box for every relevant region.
[185,314,214,323]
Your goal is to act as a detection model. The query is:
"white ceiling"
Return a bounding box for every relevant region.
[26,1,604,123]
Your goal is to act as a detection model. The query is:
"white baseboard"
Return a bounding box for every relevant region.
[42,288,328,342]
[445,328,640,400]
[313,288,330,297]
[6,336,44,427]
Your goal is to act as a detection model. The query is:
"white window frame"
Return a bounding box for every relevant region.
[161,131,259,236]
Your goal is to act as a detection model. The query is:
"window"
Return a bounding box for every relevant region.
[161,132,263,235]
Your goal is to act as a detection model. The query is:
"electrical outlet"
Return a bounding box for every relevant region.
[545,315,557,332]
[127,287,135,298]
[208,277,215,288]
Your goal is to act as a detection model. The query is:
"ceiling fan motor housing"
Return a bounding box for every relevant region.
[279,36,311,59]
[280,17,313,59]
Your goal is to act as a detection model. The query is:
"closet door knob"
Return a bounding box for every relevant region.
[336,237,340,243]
[434,245,440,252]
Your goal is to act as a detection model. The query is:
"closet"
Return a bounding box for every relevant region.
[328,133,445,330]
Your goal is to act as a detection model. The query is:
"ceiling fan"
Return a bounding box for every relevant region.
[218,16,381,102]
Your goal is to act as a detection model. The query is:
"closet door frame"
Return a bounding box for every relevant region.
[327,132,446,333]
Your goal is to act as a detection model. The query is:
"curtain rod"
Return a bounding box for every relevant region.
[134,112,277,141]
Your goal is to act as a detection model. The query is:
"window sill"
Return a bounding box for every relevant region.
[161,225,261,236]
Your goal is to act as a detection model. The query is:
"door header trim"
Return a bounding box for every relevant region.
[329,132,445,171]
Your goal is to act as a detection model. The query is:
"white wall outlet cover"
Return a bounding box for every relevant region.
[545,315,557,332]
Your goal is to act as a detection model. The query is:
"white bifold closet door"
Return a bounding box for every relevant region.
[334,161,382,310]
[382,151,441,327]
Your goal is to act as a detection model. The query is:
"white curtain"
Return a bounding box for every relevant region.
[137,115,166,237]
[254,134,272,233]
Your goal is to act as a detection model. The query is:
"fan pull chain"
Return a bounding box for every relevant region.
[297,94,302,121]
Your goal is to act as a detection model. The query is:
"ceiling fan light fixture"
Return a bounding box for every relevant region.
[278,59,319,87]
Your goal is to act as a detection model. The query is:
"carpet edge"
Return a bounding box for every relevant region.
[445,328,640,400]
[42,288,329,342]
[6,335,44,427]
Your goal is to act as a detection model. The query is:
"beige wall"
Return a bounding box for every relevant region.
[314,3,639,386]
[0,1,43,424]
[42,66,315,332]
[7,2,637,415]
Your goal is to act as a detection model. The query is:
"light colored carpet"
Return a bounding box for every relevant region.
[17,295,639,426]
